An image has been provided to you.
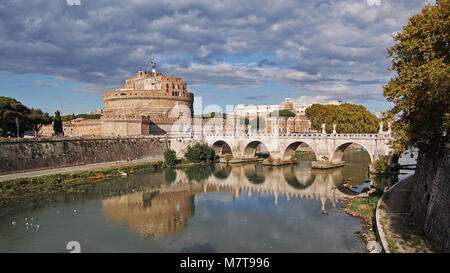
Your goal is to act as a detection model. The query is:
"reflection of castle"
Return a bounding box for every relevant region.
[101,165,364,237]
[102,189,196,237]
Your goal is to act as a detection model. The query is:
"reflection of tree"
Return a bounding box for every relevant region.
[165,169,177,184]
[184,164,215,182]
[244,164,265,184]
[213,165,231,179]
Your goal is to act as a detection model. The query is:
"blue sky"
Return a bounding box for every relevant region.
[0,0,433,115]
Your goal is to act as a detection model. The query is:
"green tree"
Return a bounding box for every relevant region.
[28,108,52,136]
[305,103,380,134]
[270,109,296,117]
[164,148,178,167]
[0,96,30,137]
[53,110,63,135]
[383,0,450,154]
[184,143,216,163]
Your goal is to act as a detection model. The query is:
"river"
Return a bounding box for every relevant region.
[0,150,414,253]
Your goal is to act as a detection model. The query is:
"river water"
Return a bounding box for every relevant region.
[0,150,403,253]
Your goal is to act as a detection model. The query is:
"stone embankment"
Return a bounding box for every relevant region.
[376,143,449,253]
[0,136,166,174]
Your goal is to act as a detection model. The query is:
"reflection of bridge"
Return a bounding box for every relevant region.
[205,164,365,210]
[101,165,369,237]
[204,131,393,164]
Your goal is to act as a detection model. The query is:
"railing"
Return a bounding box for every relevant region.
[202,132,391,138]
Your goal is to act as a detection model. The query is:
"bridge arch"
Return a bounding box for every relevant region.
[211,140,233,156]
[242,140,270,158]
[331,142,373,163]
[282,141,317,161]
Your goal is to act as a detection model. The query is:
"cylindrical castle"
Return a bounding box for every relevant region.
[101,69,194,136]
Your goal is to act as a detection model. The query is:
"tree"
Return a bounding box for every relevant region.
[305,103,380,134]
[164,148,178,167]
[184,143,216,163]
[270,109,296,117]
[383,0,449,154]
[0,96,30,137]
[53,110,63,135]
[28,108,52,136]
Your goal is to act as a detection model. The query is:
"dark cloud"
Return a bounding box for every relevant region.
[0,0,433,99]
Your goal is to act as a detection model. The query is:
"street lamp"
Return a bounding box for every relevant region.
[15,117,19,138]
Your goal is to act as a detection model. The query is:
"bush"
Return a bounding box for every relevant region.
[224,153,233,163]
[184,143,216,163]
[374,155,388,173]
[164,148,178,167]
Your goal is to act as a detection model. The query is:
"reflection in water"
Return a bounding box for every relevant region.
[102,189,195,237]
[243,164,265,184]
[102,158,369,237]
[213,165,231,180]
[184,164,215,182]
[282,163,315,189]
[0,150,375,253]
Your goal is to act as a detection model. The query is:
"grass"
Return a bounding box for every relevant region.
[383,226,401,253]
[346,193,381,219]
[0,161,166,206]
[341,189,383,243]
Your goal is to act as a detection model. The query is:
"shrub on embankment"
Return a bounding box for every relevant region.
[184,143,215,163]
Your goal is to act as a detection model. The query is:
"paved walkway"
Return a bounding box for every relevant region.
[0,158,157,182]
[377,175,434,253]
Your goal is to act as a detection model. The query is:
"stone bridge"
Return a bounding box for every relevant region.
[202,130,393,164]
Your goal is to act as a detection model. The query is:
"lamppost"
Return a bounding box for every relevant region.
[15,117,19,138]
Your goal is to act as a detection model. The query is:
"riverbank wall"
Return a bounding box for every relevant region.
[410,143,450,252]
[0,137,167,174]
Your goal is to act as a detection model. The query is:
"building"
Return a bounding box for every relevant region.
[101,67,194,136]
[39,66,318,137]
[39,64,194,137]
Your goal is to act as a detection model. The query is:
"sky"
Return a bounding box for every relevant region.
[0,0,434,115]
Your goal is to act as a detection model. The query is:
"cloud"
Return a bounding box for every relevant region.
[0,0,433,101]
[367,0,381,6]
[66,0,81,6]
[290,95,341,106]
[33,81,60,87]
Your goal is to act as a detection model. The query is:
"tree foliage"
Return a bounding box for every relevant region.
[53,110,63,135]
[0,96,51,137]
[184,143,216,163]
[28,109,52,135]
[305,103,380,134]
[164,148,178,167]
[270,109,296,117]
[61,113,101,122]
[383,0,450,153]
